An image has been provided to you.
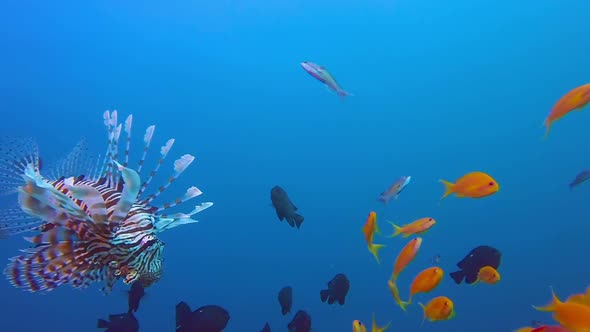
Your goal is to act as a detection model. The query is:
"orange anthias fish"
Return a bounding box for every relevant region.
[388,279,409,312]
[362,211,385,264]
[352,313,390,332]
[533,288,590,331]
[439,171,499,200]
[544,83,590,138]
[388,217,436,238]
[419,296,456,324]
[407,267,444,304]
[474,266,501,285]
[391,237,422,281]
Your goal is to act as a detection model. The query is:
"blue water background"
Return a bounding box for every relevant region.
[1,0,590,331]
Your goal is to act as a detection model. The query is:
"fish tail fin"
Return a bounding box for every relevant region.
[176,301,192,330]
[320,289,330,302]
[513,328,535,332]
[377,193,389,204]
[533,286,561,312]
[97,319,110,329]
[294,214,304,229]
[543,118,551,140]
[386,221,402,237]
[368,243,385,264]
[439,179,455,200]
[337,89,352,98]
[449,270,465,284]
[418,303,427,326]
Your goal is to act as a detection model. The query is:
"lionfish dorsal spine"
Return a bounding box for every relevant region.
[137,138,174,198]
[62,177,108,224]
[110,161,141,224]
[155,186,202,212]
[143,153,193,205]
[123,114,132,167]
[154,201,214,231]
[137,125,155,174]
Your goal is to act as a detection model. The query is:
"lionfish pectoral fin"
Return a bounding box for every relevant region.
[18,169,90,223]
[154,202,213,231]
[63,178,108,223]
[110,161,141,223]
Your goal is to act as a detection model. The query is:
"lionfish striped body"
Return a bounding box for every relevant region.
[0,110,213,294]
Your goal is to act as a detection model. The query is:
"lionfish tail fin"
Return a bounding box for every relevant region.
[0,137,40,196]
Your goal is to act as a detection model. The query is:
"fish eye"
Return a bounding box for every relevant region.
[428,218,432,221]
[488,182,494,186]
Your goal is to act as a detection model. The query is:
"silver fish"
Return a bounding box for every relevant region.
[378,176,411,204]
[570,170,590,189]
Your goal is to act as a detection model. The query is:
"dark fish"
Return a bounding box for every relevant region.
[271,186,304,229]
[97,312,139,332]
[128,281,145,313]
[287,310,311,332]
[278,286,293,315]
[449,245,501,285]
[176,301,230,332]
[320,273,350,305]
[569,170,590,189]
[261,322,271,332]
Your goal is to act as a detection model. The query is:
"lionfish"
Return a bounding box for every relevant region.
[0,110,213,294]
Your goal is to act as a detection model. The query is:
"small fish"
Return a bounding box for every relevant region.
[261,322,271,332]
[378,176,411,204]
[419,296,456,324]
[388,279,409,312]
[474,266,501,285]
[450,245,502,285]
[176,301,230,332]
[407,267,444,304]
[98,312,139,332]
[569,170,590,189]
[544,83,590,138]
[127,281,145,313]
[439,172,499,200]
[352,313,390,332]
[271,186,304,229]
[278,286,293,315]
[391,237,422,281]
[320,273,350,305]
[533,287,590,331]
[362,211,385,264]
[387,217,435,238]
[288,310,312,332]
[300,61,351,98]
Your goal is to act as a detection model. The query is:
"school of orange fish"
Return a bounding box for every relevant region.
[352,83,590,332]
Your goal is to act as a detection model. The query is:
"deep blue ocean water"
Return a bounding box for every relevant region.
[1,0,590,331]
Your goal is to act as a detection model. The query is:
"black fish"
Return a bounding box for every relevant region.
[449,245,501,285]
[287,310,311,332]
[278,286,293,315]
[97,312,139,332]
[176,301,230,332]
[128,281,145,313]
[271,186,304,229]
[261,322,271,332]
[570,170,590,189]
[320,273,350,305]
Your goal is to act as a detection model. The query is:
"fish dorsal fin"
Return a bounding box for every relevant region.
[110,161,141,224]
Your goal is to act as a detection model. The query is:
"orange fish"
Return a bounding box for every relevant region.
[419,296,456,324]
[388,217,436,238]
[391,237,422,281]
[533,287,590,331]
[544,83,590,138]
[388,279,409,312]
[362,211,385,264]
[566,286,590,306]
[352,313,390,332]
[439,171,499,200]
[474,266,501,285]
[407,267,444,304]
